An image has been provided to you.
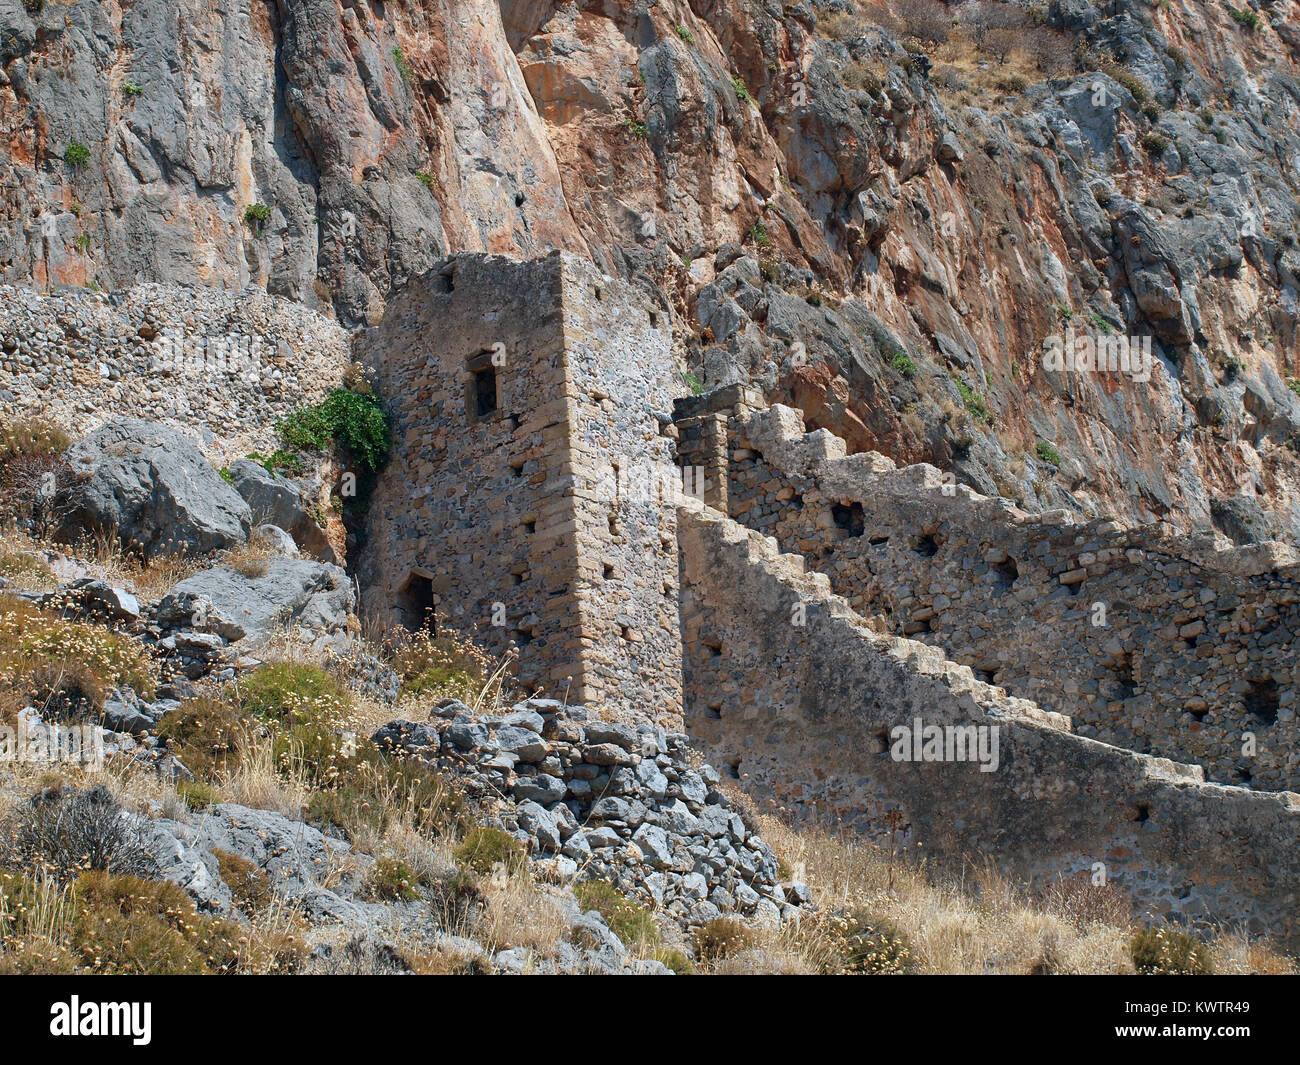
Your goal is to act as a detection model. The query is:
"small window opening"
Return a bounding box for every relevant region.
[914,533,940,557]
[472,365,498,417]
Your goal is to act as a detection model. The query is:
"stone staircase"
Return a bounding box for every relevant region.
[677,496,1300,946]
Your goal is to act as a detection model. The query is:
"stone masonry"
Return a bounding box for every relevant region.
[353,254,1300,945]
[676,498,1300,945]
[677,388,1300,792]
[357,251,683,721]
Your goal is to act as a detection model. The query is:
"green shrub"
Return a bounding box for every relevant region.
[387,629,492,695]
[621,119,650,139]
[1105,67,1150,107]
[1228,7,1260,31]
[1131,926,1213,975]
[415,171,433,189]
[1035,441,1062,466]
[694,916,755,963]
[731,77,752,103]
[891,353,917,378]
[401,665,479,701]
[245,448,304,475]
[238,662,348,723]
[1140,132,1171,156]
[276,387,392,471]
[176,780,221,809]
[453,827,526,877]
[237,663,354,786]
[676,24,694,44]
[393,46,414,83]
[70,871,246,974]
[243,203,272,231]
[63,142,90,169]
[156,696,246,780]
[749,221,772,248]
[950,376,992,423]
[123,80,142,98]
[573,879,660,948]
[370,858,420,902]
[681,370,706,395]
[1287,377,1300,400]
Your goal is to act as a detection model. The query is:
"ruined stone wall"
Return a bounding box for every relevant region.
[0,283,349,458]
[677,501,1300,947]
[688,396,1300,792]
[358,252,681,722]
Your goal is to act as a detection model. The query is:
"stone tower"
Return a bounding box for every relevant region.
[358,251,684,721]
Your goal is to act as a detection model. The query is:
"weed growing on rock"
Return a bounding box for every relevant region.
[1131,926,1213,975]
[454,827,526,877]
[63,142,90,170]
[573,879,660,949]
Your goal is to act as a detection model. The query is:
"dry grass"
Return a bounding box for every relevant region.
[216,537,280,579]
[0,526,203,603]
[475,872,571,956]
[716,814,1295,975]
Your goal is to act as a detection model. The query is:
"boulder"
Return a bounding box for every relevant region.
[228,460,338,562]
[227,459,303,531]
[61,419,250,559]
[39,578,141,624]
[250,523,299,556]
[153,556,354,642]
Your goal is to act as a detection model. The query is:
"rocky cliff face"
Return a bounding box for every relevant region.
[3,0,1299,539]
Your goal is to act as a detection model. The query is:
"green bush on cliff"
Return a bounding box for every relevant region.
[276,388,392,471]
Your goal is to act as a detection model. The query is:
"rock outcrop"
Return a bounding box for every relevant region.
[60,418,251,559]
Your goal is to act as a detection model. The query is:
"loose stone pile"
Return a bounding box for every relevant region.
[374,697,807,930]
[0,283,349,456]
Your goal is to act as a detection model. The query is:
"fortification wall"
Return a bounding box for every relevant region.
[0,283,349,458]
[677,501,1300,946]
[681,393,1300,791]
[357,252,681,722]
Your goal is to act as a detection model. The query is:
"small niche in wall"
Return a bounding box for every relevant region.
[1109,652,1137,701]
[439,268,455,294]
[913,532,940,557]
[515,627,535,648]
[832,502,865,538]
[993,555,1019,593]
[1244,678,1280,726]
